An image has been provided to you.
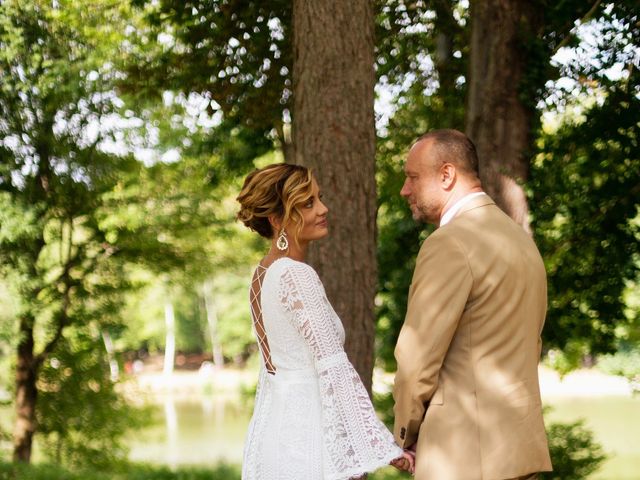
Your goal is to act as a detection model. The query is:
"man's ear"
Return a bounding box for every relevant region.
[441,163,456,190]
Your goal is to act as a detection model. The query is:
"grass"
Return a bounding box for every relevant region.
[0,461,241,480]
[0,461,413,480]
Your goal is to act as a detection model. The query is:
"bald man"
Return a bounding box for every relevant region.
[392,129,552,480]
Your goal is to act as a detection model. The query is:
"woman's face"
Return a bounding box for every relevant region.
[295,178,329,243]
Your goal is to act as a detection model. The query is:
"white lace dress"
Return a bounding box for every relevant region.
[241,257,403,480]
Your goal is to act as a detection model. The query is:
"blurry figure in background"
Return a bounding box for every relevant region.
[236,164,411,479]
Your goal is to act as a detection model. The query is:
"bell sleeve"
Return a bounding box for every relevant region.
[278,262,403,480]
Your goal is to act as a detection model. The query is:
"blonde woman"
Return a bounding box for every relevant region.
[237,164,411,480]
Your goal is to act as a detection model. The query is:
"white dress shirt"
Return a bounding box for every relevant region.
[439,192,486,227]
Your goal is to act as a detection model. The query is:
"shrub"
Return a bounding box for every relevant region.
[374,392,607,478]
[541,419,607,479]
[597,349,640,394]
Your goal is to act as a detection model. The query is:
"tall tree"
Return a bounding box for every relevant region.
[0,1,214,462]
[465,0,544,231]
[465,0,614,231]
[293,0,377,391]
[0,1,128,460]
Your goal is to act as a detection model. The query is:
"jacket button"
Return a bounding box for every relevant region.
[400,427,406,439]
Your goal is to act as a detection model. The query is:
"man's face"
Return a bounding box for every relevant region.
[400,140,444,224]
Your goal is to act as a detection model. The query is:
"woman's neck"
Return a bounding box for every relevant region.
[265,240,307,264]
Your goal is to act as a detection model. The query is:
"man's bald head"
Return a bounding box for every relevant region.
[415,129,480,179]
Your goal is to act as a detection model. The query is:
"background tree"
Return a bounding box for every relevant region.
[465,1,615,231]
[292,0,378,391]
[129,0,383,388]
[0,1,219,462]
[127,0,289,162]
[531,70,640,367]
[465,0,543,230]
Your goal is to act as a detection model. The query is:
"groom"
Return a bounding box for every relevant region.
[392,130,552,480]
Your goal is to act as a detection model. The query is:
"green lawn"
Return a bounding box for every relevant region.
[0,461,410,480]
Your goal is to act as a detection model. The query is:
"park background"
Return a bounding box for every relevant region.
[0,0,639,479]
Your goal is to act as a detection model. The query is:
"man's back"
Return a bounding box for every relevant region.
[394,196,552,480]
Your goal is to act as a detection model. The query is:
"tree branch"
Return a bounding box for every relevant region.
[35,278,71,367]
[35,218,76,366]
[552,0,603,55]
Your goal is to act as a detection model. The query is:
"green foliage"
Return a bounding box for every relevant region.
[597,348,640,393]
[544,343,592,377]
[0,282,16,394]
[0,460,241,480]
[541,419,607,479]
[0,0,243,464]
[209,270,256,364]
[126,0,285,165]
[372,390,396,430]
[376,392,607,479]
[118,463,241,480]
[370,466,411,479]
[375,86,465,373]
[530,74,640,358]
[37,332,151,470]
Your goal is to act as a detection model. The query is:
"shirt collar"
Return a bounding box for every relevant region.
[439,191,486,227]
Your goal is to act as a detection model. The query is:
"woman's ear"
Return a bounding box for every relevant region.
[268,215,282,232]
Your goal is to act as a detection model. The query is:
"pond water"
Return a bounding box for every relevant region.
[128,394,640,479]
[128,396,248,467]
[1,388,638,478]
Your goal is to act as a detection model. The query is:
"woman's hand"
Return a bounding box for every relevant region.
[390,450,415,474]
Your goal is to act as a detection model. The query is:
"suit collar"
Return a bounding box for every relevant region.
[456,193,496,216]
[447,193,495,223]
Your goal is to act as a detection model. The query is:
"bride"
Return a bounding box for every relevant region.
[236,164,412,479]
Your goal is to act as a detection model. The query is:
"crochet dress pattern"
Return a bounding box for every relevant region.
[241,258,402,480]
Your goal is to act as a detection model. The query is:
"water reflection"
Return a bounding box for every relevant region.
[128,395,250,466]
[163,397,178,468]
[127,393,640,480]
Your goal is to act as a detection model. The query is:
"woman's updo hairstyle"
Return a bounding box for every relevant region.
[236,163,314,243]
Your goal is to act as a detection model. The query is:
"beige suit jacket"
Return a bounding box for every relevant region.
[393,195,552,480]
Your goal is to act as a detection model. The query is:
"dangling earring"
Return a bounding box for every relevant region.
[276,229,289,251]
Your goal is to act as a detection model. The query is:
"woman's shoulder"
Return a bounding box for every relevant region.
[268,257,319,282]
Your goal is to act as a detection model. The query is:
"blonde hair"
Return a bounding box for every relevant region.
[236,163,314,244]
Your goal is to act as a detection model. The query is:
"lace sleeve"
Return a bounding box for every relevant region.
[279,262,403,480]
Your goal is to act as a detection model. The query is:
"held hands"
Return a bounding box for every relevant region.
[390,447,415,475]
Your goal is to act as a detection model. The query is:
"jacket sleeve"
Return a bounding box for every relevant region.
[392,232,473,448]
[279,262,403,480]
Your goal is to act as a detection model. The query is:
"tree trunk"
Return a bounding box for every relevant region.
[101,330,119,382]
[202,281,224,368]
[163,302,176,375]
[292,0,377,392]
[13,317,38,463]
[465,0,543,233]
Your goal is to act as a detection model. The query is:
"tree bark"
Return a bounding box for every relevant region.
[292,0,377,392]
[465,0,543,232]
[13,316,39,463]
